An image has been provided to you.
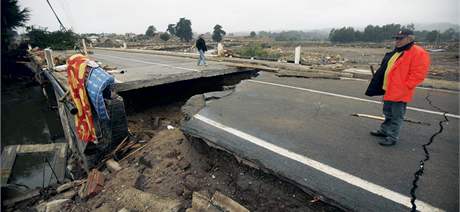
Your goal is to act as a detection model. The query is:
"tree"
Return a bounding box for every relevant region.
[250,31,256,37]
[175,18,193,42]
[1,0,30,52]
[145,25,157,37]
[441,28,457,41]
[426,30,440,43]
[26,26,79,50]
[159,33,170,41]
[167,24,176,36]
[212,24,226,42]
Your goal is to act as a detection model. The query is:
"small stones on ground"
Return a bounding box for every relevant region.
[118,207,130,212]
[178,160,191,170]
[138,156,153,168]
[106,159,122,172]
[134,174,148,191]
[154,177,164,184]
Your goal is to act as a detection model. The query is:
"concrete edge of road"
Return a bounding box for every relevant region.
[94,47,460,92]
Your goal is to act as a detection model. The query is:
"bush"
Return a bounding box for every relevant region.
[235,43,280,59]
[160,33,171,41]
[26,26,79,50]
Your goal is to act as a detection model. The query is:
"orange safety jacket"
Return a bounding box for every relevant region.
[383,44,430,102]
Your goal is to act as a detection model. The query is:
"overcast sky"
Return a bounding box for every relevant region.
[19,0,459,34]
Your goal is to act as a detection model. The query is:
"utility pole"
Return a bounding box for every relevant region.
[46,0,66,31]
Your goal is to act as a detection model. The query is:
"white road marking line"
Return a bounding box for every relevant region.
[94,53,200,72]
[339,77,369,82]
[194,114,444,212]
[248,80,460,119]
[339,77,459,94]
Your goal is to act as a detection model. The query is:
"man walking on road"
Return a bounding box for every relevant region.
[365,30,430,146]
[195,34,207,66]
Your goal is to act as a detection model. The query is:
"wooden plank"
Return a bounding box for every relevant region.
[2,143,67,186]
[1,145,18,186]
[16,144,56,153]
[52,143,67,182]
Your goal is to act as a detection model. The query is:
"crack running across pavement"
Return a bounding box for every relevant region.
[409,92,449,212]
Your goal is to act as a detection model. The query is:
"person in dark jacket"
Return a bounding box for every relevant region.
[365,30,430,146]
[195,35,207,66]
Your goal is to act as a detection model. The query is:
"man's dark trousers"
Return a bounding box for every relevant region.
[380,101,407,143]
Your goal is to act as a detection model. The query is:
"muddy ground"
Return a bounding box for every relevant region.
[65,100,341,212]
[242,43,459,82]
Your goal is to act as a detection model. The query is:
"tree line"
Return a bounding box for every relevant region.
[329,24,460,43]
[145,18,226,43]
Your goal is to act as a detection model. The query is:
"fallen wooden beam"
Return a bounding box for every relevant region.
[2,188,41,207]
[351,113,430,126]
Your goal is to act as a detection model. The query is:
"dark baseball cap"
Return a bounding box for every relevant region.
[392,29,414,38]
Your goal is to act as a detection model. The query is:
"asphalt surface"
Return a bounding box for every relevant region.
[89,49,241,92]
[183,72,459,211]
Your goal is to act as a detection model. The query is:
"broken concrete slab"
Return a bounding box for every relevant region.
[181,94,206,122]
[181,75,459,211]
[56,180,85,193]
[204,90,235,101]
[36,199,71,212]
[106,159,122,172]
[187,192,215,212]
[211,191,249,212]
[187,191,249,212]
[90,49,250,92]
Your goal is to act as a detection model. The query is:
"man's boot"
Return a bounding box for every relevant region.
[370,130,387,137]
[379,137,397,146]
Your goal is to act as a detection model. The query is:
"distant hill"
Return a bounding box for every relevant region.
[413,22,460,32]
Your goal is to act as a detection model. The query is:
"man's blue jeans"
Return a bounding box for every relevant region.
[198,49,206,65]
[380,101,407,142]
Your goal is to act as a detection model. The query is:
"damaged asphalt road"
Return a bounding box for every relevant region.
[181,72,459,211]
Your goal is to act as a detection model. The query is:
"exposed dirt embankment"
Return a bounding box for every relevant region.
[71,100,340,211]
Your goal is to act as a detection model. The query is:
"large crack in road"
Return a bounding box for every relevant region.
[410,92,450,212]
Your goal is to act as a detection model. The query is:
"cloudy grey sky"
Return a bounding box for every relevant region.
[20,0,459,34]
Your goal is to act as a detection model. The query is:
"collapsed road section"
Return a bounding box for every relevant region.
[182,72,459,211]
[6,48,344,211]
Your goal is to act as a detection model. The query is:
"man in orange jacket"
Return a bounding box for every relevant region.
[366,30,430,146]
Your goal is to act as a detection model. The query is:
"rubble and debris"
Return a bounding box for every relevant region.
[187,191,250,212]
[115,187,182,211]
[3,188,41,207]
[152,116,161,129]
[134,174,148,191]
[211,191,250,212]
[56,180,84,193]
[106,159,122,172]
[83,169,105,198]
[36,199,71,212]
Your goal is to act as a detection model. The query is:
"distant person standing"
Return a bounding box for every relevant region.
[195,35,207,66]
[365,30,430,146]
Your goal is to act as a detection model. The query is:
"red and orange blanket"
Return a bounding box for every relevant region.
[67,54,96,142]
